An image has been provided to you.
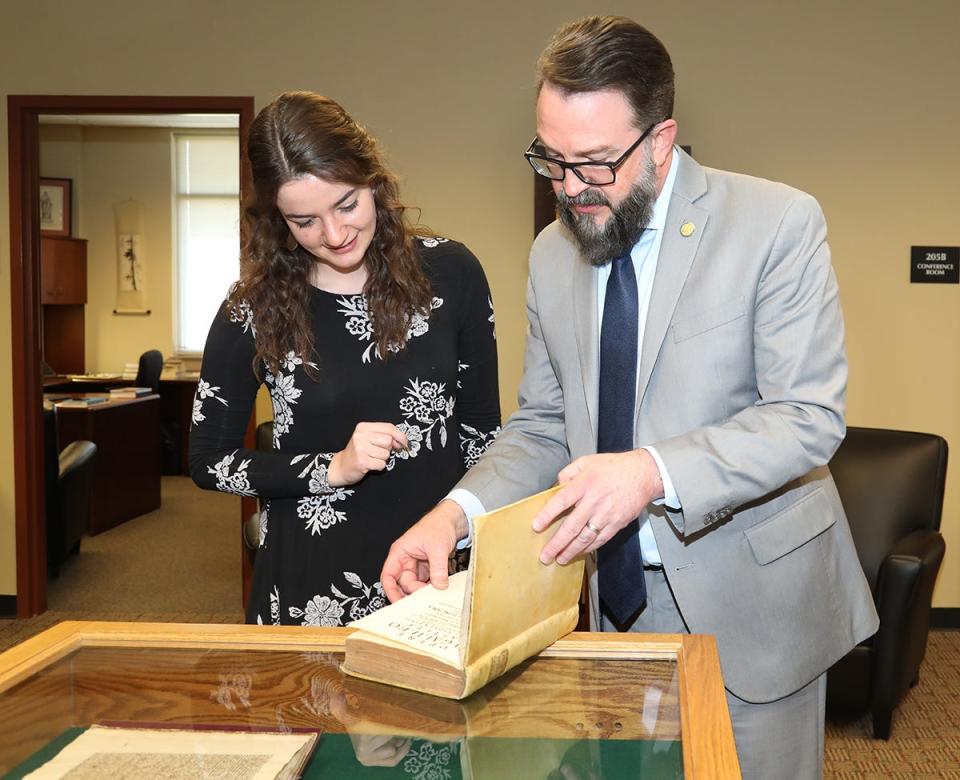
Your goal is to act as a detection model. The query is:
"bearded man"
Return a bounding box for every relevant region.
[381,16,878,778]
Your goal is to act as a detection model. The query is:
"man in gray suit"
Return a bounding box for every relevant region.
[381,16,878,778]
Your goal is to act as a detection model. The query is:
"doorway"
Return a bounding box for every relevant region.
[8,95,256,618]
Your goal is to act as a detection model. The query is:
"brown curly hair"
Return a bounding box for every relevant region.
[230,91,433,378]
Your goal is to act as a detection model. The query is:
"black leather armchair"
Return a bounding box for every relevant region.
[826,426,948,738]
[44,408,98,577]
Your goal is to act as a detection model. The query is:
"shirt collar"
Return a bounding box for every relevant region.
[645,145,680,233]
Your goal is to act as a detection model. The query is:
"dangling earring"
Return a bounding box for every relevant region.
[284,231,298,252]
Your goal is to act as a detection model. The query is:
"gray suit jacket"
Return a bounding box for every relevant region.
[457,149,878,703]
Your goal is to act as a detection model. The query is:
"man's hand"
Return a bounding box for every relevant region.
[328,422,408,486]
[347,734,412,768]
[532,449,663,564]
[381,500,468,602]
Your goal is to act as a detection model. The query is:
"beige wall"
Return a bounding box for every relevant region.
[37,125,84,234]
[2,1,958,606]
[40,124,177,373]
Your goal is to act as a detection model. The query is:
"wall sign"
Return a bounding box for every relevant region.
[911,246,959,284]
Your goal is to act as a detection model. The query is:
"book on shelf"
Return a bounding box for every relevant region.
[341,485,584,699]
[54,396,109,408]
[162,357,185,378]
[18,724,319,780]
[109,386,152,398]
[121,362,139,381]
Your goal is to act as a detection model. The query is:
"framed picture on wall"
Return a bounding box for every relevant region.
[39,177,72,237]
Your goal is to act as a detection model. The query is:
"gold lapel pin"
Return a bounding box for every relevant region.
[680,222,696,237]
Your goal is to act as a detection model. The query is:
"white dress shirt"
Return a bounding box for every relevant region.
[450,148,684,559]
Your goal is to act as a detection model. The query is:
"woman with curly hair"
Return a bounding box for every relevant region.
[190,92,500,626]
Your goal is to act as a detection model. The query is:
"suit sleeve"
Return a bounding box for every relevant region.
[654,194,847,536]
[455,256,571,508]
[188,301,338,500]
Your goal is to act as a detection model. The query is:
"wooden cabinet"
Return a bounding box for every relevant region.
[40,237,87,304]
[41,237,87,374]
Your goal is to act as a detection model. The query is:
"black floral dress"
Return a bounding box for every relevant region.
[189,238,500,626]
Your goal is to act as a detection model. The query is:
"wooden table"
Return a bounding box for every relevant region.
[42,374,127,393]
[50,393,161,534]
[0,623,740,778]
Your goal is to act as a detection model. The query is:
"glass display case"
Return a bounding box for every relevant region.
[0,622,739,778]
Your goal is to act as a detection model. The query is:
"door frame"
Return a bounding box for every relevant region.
[8,95,255,617]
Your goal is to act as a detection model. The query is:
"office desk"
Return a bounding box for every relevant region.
[51,394,161,534]
[0,623,739,778]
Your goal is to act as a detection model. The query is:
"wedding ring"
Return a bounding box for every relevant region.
[585,521,601,535]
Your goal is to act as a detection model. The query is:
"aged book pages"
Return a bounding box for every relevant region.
[342,485,584,699]
[23,725,317,780]
[340,569,470,668]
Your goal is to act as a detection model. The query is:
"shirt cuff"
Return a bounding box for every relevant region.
[641,446,681,509]
[445,488,487,550]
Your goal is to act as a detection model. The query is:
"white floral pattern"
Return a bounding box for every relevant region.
[399,379,454,449]
[292,453,354,536]
[383,379,456,471]
[192,378,228,426]
[283,574,386,628]
[258,351,319,446]
[269,586,281,625]
[256,504,270,548]
[488,294,496,339]
[210,672,252,711]
[330,572,386,622]
[385,421,423,471]
[337,294,444,363]
[228,299,256,336]
[460,423,501,469]
[208,451,256,496]
[417,235,449,248]
[289,594,345,626]
[403,741,454,780]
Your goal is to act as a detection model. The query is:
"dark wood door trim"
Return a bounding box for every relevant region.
[8,95,255,617]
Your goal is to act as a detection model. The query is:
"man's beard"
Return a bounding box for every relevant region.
[556,155,657,267]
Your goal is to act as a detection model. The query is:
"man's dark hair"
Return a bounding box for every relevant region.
[536,16,675,129]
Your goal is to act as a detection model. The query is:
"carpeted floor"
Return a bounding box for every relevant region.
[825,630,960,778]
[1,480,957,776]
[46,475,245,616]
[0,475,244,650]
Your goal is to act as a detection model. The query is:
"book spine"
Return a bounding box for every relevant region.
[459,606,580,699]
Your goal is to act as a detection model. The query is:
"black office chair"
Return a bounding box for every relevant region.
[135,349,164,392]
[44,408,97,578]
[826,426,948,738]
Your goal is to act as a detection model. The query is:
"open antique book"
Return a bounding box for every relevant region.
[21,725,318,780]
[341,486,584,699]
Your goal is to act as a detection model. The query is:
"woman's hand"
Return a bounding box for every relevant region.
[328,422,408,486]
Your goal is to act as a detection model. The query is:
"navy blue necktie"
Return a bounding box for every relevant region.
[597,253,646,628]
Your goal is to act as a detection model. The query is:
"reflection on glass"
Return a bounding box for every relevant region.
[1,648,684,778]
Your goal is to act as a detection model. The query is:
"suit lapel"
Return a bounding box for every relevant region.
[637,151,710,412]
[572,252,599,439]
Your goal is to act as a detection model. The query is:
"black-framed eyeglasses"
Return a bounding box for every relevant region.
[523,120,661,185]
